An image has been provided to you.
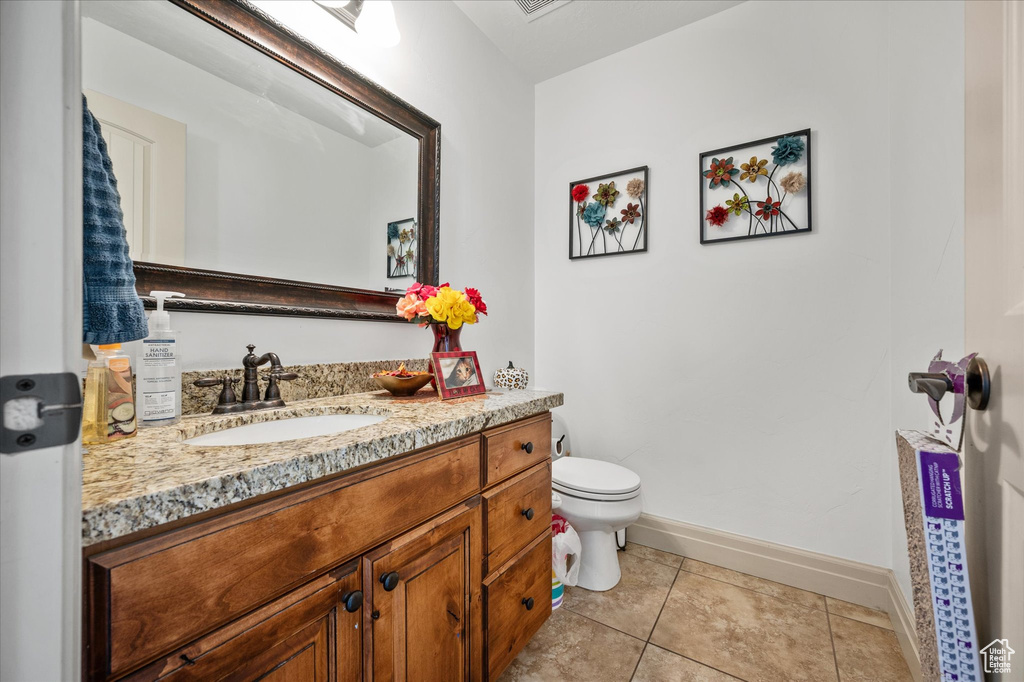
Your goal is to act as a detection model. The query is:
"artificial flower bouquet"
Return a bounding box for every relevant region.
[396,282,487,329]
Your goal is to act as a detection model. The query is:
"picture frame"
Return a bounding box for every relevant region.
[699,129,811,244]
[386,218,417,278]
[569,166,649,260]
[431,350,486,400]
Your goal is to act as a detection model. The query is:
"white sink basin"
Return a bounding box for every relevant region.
[182,413,388,447]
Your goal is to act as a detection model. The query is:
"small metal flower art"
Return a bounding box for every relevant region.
[700,129,811,244]
[569,166,648,260]
[386,217,417,278]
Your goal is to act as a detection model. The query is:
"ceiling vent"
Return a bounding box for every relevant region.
[513,0,571,23]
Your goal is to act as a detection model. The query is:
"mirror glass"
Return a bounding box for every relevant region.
[81,0,420,292]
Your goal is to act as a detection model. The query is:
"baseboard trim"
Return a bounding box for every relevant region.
[629,513,922,681]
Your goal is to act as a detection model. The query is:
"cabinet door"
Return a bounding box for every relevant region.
[124,563,363,682]
[364,501,483,682]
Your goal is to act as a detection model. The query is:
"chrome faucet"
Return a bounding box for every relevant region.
[194,344,299,415]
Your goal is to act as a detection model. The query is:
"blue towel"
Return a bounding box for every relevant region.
[82,95,149,345]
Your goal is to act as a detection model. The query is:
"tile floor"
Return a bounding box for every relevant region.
[500,543,913,682]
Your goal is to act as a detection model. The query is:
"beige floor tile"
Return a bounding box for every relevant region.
[826,597,893,630]
[830,614,913,682]
[632,645,740,682]
[563,552,678,638]
[682,558,826,610]
[651,570,838,682]
[499,608,645,682]
[624,541,685,568]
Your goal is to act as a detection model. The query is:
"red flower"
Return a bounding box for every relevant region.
[571,184,590,203]
[755,196,781,219]
[464,287,487,316]
[705,205,729,227]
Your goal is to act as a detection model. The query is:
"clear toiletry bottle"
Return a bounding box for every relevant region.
[82,344,138,444]
[137,291,185,427]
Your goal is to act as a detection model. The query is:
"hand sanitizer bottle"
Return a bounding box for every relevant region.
[137,291,185,427]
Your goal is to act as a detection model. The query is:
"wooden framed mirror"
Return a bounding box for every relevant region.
[84,0,440,321]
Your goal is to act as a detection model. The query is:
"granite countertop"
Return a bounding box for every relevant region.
[82,388,563,547]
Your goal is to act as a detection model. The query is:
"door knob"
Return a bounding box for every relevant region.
[908,356,990,410]
[522,597,535,611]
[342,590,363,613]
[521,507,535,521]
[380,571,400,591]
[966,357,990,410]
[521,441,534,454]
[907,373,953,402]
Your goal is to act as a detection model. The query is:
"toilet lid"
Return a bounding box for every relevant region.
[552,457,641,496]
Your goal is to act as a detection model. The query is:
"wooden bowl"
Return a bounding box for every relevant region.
[372,373,433,397]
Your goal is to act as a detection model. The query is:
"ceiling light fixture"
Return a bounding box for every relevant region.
[313,0,401,48]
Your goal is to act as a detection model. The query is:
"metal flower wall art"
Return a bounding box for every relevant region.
[569,166,648,259]
[699,129,811,244]
[386,217,417,278]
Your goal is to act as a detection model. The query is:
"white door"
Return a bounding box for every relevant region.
[83,89,187,266]
[964,0,1024,672]
[0,1,83,680]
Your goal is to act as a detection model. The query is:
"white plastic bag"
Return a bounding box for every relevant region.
[552,523,582,587]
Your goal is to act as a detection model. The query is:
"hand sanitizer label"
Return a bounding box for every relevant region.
[141,386,176,420]
[142,339,176,367]
[139,339,177,422]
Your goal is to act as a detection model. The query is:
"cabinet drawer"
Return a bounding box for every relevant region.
[87,439,480,679]
[482,414,551,485]
[124,562,361,682]
[483,462,551,575]
[484,532,552,681]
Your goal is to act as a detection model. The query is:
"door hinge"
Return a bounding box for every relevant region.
[1,373,83,454]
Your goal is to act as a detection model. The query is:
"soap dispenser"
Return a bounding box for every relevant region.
[137,291,185,427]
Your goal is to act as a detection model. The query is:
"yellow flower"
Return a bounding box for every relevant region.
[740,156,768,183]
[425,287,477,328]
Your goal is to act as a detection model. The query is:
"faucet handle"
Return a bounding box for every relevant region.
[263,371,298,402]
[193,376,240,412]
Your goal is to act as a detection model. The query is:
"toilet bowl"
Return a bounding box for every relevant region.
[552,457,642,591]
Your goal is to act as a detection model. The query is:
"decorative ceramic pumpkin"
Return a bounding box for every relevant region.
[494,361,529,390]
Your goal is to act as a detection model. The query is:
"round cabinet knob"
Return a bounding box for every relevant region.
[380,571,400,591]
[522,597,535,611]
[521,441,534,454]
[521,507,535,521]
[342,590,363,613]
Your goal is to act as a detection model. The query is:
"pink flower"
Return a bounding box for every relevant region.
[464,287,487,316]
[405,281,449,300]
[396,293,427,321]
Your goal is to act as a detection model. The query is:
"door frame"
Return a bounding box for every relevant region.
[0,0,83,679]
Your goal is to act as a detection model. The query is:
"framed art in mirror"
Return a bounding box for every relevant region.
[112,0,441,320]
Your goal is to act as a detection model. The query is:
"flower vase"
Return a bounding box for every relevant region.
[428,324,462,389]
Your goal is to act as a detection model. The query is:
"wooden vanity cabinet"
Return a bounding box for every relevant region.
[363,502,482,682]
[84,413,552,682]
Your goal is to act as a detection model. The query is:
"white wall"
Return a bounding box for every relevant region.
[153,0,534,373]
[534,0,964,573]
[887,1,964,604]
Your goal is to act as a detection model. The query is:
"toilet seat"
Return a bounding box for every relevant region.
[552,457,641,501]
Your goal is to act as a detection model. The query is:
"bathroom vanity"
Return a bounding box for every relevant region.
[81,389,562,681]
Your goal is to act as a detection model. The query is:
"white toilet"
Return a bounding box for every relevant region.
[552,456,642,591]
